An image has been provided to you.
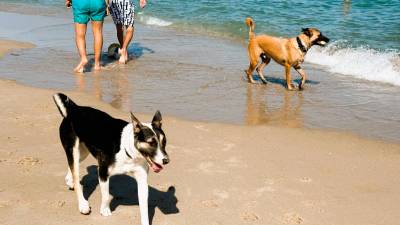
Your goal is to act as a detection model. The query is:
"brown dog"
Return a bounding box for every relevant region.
[245,17,329,90]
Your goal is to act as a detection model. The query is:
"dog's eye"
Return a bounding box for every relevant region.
[147,138,157,146]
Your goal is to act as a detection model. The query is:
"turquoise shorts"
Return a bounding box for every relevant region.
[72,0,106,24]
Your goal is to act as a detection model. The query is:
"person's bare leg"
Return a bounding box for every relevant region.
[74,23,88,73]
[116,24,124,46]
[92,21,103,70]
[119,25,134,64]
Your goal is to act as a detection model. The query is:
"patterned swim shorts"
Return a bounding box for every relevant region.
[109,0,135,26]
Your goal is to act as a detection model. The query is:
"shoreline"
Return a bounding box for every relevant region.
[0,79,400,225]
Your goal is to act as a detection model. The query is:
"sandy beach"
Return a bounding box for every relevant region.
[1,42,400,224]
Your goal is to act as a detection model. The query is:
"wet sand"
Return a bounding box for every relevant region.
[1,79,400,225]
[0,10,399,142]
[0,39,34,58]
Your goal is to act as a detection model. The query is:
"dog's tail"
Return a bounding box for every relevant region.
[245,17,255,40]
[53,93,77,118]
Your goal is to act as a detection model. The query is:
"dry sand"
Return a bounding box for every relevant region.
[1,42,400,225]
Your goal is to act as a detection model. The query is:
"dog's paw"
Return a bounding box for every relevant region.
[79,201,91,215]
[100,207,112,217]
[247,79,256,84]
[65,174,74,190]
[298,80,305,90]
[287,83,296,91]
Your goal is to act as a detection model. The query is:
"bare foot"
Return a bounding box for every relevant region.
[74,58,88,73]
[119,49,127,64]
[94,63,103,71]
[124,49,128,62]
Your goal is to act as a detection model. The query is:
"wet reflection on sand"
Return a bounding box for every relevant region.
[245,85,303,127]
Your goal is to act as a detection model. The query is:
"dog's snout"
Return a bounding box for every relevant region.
[162,157,170,165]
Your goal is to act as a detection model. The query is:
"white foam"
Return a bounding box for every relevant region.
[306,41,400,86]
[138,15,172,27]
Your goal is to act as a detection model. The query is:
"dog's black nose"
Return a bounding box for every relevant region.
[162,158,170,165]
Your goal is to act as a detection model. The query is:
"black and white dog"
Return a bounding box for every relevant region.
[53,93,169,225]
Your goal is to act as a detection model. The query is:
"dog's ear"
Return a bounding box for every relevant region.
[130,112,142,134]
[152,110,162,129]
[302,28,312,37]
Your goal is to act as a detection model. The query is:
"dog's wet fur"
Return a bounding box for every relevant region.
[245,17,330,90]
[53,93,169,225]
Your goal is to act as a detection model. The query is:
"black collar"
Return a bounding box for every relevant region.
[296,36,308,53]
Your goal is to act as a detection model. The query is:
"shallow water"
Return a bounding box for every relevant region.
[0,10,400,142]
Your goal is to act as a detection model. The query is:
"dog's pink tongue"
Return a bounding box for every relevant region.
[151,163,162,173]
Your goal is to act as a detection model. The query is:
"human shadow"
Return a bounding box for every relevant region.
[81,165,179,224]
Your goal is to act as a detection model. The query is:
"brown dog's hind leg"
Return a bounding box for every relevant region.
[245,61,258,84]
[285,64,295,90]
[245,44,262,84]
[294,65,306,90]
[256,54,271,84]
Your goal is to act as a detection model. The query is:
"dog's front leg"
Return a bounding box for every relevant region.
[135,169,149,225]
[285,64,295,90]
[99,176,112,216]
[294,65,306,90]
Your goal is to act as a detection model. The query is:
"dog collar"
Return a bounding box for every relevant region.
[296,37,308,53]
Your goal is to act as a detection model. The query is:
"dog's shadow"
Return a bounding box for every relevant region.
[101,42,155,67]
[81,165,179,224]
[128,42,155,59]
[250,75,320,88]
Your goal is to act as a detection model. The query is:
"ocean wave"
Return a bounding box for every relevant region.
[306,41,400,86]
[138,15,173,27]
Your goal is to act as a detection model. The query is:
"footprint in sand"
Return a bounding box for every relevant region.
[283,212,303,225]
[265,178,275,185]
[17,156,42,166]
[0,200,11,208]
[302,200,315,208]
[256,186,275,195]
[194,124,209,132]
[240,211,260,222]
[201,199,219,208]
[209,223,222,225]
[213,189,229,199]
[299,177,312,183]
[196,162,228,174]
[224,156,246,168]
[197,162,213,173]
[222,143,235,152]
[54,200,66,208]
